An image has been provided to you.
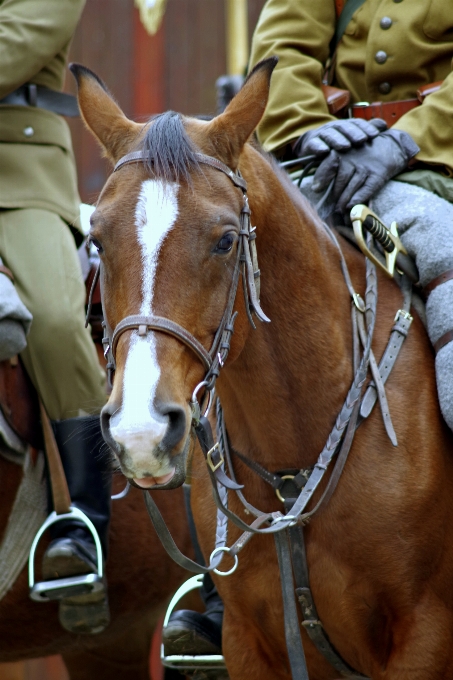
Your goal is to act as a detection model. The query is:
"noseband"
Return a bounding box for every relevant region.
[88,149,269,414]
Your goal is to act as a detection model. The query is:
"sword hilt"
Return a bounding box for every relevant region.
[363,215,395,253]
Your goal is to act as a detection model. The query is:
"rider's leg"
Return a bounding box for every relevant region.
[0,209,106,420]
[372,179,453,431]
[296,173,453,432]
[0,208,110,632]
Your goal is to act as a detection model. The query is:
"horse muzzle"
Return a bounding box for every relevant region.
[100,399,190,489]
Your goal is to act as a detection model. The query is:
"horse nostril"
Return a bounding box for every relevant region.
[159,403,187,452]
[101,403,121,455]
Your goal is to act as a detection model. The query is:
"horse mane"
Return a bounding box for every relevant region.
[263,150,325,225]
[140,111,201,183]
[139,111,321,227]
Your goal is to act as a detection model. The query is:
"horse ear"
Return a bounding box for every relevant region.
[69,63,142,164]
[207,57,278,169]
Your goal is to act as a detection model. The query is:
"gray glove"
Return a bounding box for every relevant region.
[311,129,420,213]
[294,118,388,157]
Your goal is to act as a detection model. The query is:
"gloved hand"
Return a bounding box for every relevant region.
[294,118,388,157]
[311,129,420,213]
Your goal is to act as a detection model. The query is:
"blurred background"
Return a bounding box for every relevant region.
[66,0,266,204]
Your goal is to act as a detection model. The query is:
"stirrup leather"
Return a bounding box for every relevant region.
[28,506,104,602]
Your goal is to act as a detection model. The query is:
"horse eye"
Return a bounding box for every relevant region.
[89,237,103,254]
[215,233,235,253]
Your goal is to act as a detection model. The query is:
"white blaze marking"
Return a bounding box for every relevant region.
[110,179,179,470]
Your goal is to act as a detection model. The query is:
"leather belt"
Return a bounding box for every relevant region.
[351,98,419,127]
[0,84,79,118]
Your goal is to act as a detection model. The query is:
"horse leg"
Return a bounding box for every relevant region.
[61,613,156,680]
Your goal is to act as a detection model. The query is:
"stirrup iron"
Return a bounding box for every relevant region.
[28,505,104,602]
[161,575,227,675]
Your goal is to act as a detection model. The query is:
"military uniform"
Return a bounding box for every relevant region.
[0,0,111,634]
[250,0,453,174]
[247,0,453,436]
[0,0,105,419]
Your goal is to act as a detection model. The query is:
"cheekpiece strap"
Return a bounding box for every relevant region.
[113,150,247,191]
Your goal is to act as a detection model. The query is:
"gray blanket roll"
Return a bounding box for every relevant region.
[0,259,32,361]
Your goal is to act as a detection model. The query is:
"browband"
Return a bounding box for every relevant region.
[113,150,248,191]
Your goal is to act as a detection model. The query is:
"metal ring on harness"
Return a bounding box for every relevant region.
[111,480,131,500]
[190,380,214,424]
[210,546,239,576]
[275,474,296,503]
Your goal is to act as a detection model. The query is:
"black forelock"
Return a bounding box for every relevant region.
[140,111,201,183]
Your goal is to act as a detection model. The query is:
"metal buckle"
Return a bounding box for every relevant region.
[207,442,224,472]
[161,575,227,672]
[394,309,413,323]
[210,546,239,576]
[350,204,407,278]
[29,506,104,602]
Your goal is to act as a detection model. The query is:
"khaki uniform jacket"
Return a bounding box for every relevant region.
[250,0,453,173]
[0,0,85,224]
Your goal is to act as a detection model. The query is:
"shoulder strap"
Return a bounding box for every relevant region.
[334,0,367,48]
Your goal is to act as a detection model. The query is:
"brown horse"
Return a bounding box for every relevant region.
[73,58,453,679]
[0,363,191,678]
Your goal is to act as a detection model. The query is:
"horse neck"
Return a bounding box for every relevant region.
[217,152,356,472]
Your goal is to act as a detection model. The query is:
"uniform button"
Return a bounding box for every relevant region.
[378,82,392,94]
[393,0,403,3]
[23,126,34,137]
[375,50,388,64]
[380,16,393,29]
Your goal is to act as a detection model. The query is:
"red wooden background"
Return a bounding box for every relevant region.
[66,0,266,204]
[0,1,266,678]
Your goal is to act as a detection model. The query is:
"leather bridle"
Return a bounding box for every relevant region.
[87,149,269,486]
[86,147,415,680]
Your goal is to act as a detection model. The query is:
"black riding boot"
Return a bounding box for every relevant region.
[163,572,224,655]
[42,415,112,634]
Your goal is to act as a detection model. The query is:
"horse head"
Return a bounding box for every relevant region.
[71,58,277,490]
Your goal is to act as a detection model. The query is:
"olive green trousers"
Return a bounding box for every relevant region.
[0,208,106,420]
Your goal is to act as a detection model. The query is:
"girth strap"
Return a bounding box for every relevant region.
[111,314,212,371]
